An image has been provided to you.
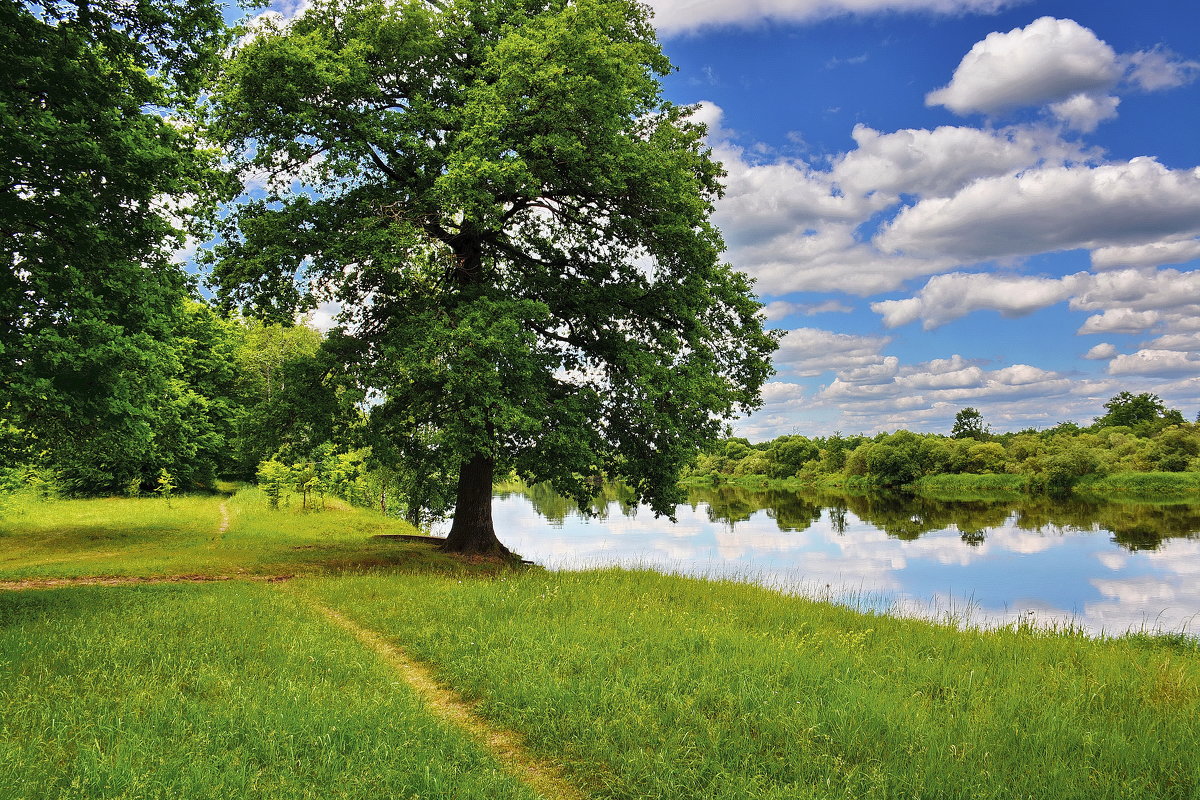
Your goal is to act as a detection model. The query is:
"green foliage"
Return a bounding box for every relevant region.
[1093,391,1185,436]
[951,406,989,440]
[690,415,1200,498]
[155,468,177,504]
[1,0,232,493]
[256,459,293,510]
[230,320,345,478]
[253,444,452,529]
[209,0,777,549]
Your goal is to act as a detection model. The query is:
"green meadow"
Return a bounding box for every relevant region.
[3,488,1199,799]
[0,488,491,582]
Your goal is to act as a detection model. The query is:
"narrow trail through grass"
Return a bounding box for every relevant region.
[0,582,542,799]
[289,587,586,800]
[0,574,293,591]
[208,500,231,549]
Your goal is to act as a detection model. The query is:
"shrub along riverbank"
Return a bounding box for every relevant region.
[685,394,1200,499]
[2,488,1200,798]
[684,469,1200,501]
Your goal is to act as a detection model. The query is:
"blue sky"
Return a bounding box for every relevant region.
[646,0,1200,438]
[249,0,1200,439]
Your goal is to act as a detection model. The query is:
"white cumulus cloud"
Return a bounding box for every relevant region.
[871,271,1085,329]
[647,0,1012,36]
[1108,349,1200,377]
[1091,237,1200,270]
[926,17,1120,115]
[1145,333,1200,353]
[876,158,1200,261]
[1077,308,1161,335]
[775,327,892,377]
[1083,342,1117,360]
[1069,268,1200,314]
[1048,92,1120,132]
[702,102,1088,295]
[763,299,854,320]
[1124,47,1200,92]
[830,124,1067,202]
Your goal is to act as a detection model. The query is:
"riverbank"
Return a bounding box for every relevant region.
[307,568,1200,800]
[684,470,1200,502]
[3,489,1199,798]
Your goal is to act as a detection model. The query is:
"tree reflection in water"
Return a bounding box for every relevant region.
[499,479,1200,551]
[685,484,1200,552]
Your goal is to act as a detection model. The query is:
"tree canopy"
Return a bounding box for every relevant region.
[1,0,230,490]
[1094,391,1185,433]
[951,407,988,440]
[209,0,777,553]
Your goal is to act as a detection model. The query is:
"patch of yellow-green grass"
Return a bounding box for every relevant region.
[909,472,1028,500]
[0,581,541,800]
[1077,472,1200,501]
[0,488,493,581]
[301,568,1200,800]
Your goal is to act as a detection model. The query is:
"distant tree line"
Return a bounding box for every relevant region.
[688,394,1199,493]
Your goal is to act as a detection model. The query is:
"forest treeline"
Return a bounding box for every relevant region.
[1,300,443,523]
[687,396,1200,494]
[4,304,338,491]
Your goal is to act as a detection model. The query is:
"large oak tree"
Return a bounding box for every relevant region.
[210,0,777,554]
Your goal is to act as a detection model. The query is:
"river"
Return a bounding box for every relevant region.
[470,482,1200,636]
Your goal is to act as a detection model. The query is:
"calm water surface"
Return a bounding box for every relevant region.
[472,483,1200,635]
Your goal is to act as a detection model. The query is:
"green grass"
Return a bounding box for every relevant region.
[0,488,492,581]
[300,569,1200,800]
[4,489,1200,799]
[0,581,539,799]
[1077,471,1200,500]
[909,472,1029,498]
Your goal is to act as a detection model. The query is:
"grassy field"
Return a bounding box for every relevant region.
[3,488,1200,799]
[0,488,494,581]
[909,472,1029,498]
[301,569,1200,800]
[1077,471,1200,500]
[0,581,538,800]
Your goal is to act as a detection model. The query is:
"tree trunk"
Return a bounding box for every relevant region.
[442,453,511,557]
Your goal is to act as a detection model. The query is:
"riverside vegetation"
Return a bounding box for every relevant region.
[3,486,1200,799]
[684,397,1200,500]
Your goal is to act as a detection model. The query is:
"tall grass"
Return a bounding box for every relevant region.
[303,569,1200,800]
[909,473,1028,498]
[1077,471,1200,499]
[0,581,539,799]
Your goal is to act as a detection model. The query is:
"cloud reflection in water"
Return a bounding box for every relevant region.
[483,485,1200,636]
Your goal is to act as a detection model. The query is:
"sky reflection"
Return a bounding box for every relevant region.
[484,488,1200,636]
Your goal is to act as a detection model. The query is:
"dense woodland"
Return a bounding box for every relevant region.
[687,395,1200,493]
